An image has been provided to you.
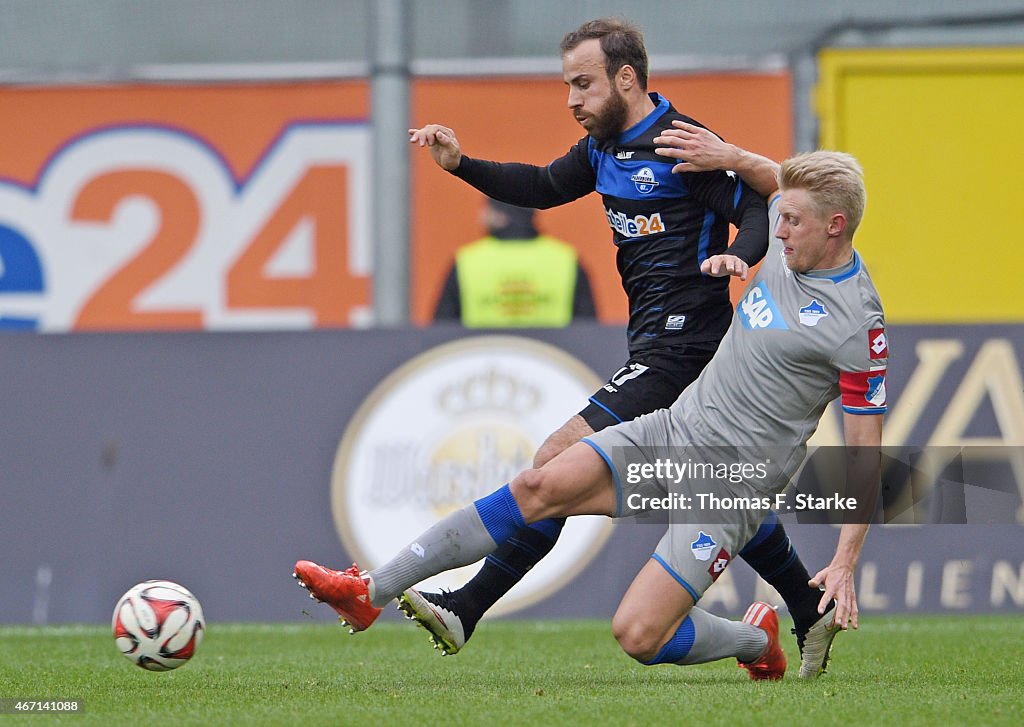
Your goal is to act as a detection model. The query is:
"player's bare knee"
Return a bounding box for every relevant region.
[509,468,550,518]
[611,616,663,663]
[512,466,576,520]
[510,467,544,496]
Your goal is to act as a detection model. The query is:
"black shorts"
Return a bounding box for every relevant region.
[579,341,719,431]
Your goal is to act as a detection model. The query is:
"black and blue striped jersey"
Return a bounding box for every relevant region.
[451,92,768,354]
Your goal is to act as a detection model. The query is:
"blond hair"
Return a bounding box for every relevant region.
[779,151,866,238]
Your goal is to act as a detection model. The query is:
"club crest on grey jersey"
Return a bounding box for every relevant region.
[798,299,829,327]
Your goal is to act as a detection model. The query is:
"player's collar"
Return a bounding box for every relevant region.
[802,250,861,282]
[618,93,670,144]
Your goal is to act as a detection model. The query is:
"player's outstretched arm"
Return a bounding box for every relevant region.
[409,124,463,171]
[809,412,883,630]
[409,129,595,210]
[654,120,780,198]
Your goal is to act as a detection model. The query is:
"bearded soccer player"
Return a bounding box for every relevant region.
[299,18,845,678]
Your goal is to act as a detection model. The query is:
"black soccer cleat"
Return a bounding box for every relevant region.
[396,589,476,655]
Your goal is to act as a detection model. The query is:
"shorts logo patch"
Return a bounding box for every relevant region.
[869,328,888,359]
[609,362,649,387]
[665,314,686,330]
[708,548,731,581]
[798,299,829,327]
[690,531,717,561]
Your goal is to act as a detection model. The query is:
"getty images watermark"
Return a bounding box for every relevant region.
[610,446,1022,525]
[623,454,858,517]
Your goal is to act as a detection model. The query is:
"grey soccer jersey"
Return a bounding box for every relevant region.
[584,193,888,503]
[582,194,887,599]
[673,194,888,453]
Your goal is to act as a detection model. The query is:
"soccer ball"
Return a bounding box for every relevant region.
[112,580,205,671]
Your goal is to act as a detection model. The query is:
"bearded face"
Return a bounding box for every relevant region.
[583,85,630,142]
[563,39,633,143]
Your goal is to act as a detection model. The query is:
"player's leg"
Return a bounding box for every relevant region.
[612,529,783,680]
[534,414,594,468]
[400,342,828,660]
[400,352,684,652]
[738,510,836,675]
[402,414,594,649]
[576,348,835,656]
[611,557,696,663]
[295,439,616,631]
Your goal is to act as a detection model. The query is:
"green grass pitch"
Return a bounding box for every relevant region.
[1,615,1021,725]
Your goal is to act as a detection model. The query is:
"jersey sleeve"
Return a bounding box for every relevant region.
[451,137,596,209]
[767,193,781,238]
[762,193,784,258]
[834,319,889,415]
[682,169,769,266]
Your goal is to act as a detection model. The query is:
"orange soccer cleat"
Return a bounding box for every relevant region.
[737,601,787,681]
[293,560,382,633]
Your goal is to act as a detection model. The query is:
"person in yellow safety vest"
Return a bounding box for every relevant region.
[434,198,597,327]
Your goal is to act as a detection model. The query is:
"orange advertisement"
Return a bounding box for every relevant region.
[0,82,371,331]
[0,74,790,331]
[410,72,792,324]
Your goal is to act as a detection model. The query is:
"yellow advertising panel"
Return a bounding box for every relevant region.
[817,48,1024,323]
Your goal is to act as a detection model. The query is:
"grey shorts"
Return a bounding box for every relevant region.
[582,407,789,600]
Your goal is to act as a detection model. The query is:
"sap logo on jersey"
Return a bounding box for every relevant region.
[740,282,788,330]
[630,167,660,194]
[798,299,829,327]
[690,531,717,561]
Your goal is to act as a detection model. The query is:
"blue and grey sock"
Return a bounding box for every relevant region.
[644,608,766,665]
[369,485,525,607]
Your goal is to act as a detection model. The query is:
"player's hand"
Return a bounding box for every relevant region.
[654,120,737,174]
[809,562,859,630]
[700,254,749,280]
[409,124,462,171]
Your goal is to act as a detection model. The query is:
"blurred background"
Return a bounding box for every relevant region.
[1,0,1022,625]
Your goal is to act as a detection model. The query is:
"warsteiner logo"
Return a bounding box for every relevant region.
[331,336,612,617]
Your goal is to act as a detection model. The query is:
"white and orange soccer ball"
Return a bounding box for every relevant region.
[112,580,205,671]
